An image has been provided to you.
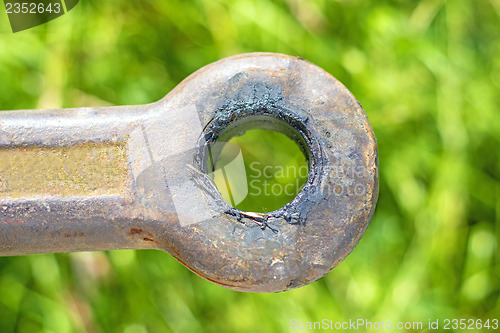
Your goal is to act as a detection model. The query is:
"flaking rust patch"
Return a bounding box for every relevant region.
[0,142,129,198]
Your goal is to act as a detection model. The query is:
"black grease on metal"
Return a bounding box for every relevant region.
[197,79,328,229]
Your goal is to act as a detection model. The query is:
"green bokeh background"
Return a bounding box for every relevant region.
[213,129,309,213]
[0,0,499,332]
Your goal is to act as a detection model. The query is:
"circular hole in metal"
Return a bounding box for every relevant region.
[204,116,311,213]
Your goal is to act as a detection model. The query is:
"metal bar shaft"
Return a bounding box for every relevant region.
[0,104,158,255]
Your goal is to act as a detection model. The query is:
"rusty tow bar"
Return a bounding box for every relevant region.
[0,53,378,292]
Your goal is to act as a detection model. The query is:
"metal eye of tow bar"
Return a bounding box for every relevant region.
[0,53,378,293]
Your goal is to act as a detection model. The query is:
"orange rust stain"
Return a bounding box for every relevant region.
[130,227,143,235]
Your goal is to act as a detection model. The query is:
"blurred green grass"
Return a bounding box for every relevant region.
[212,129,309,213]
[0,0,499,332]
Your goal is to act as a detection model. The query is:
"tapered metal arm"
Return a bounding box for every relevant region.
[0,105,157,255]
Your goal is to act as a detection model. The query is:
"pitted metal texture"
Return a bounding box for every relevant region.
[0,53,378,292]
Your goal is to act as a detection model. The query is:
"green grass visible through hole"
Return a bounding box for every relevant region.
[212,129,308,213]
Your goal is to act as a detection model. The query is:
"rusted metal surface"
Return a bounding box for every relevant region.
[0,142,129,198]
[0,53,378,292]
